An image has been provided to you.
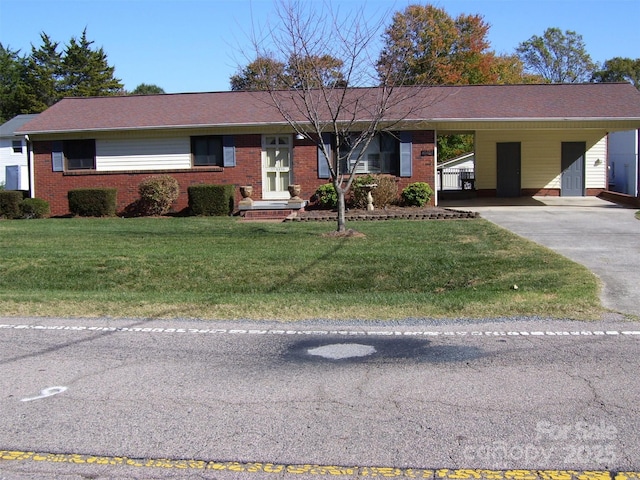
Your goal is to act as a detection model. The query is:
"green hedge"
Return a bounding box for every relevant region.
[314,183,338,209]
[0,191,25,219]
[68,188,117,217]
[20,198,50,219]
[188,184,235,216]
[401,182,434,207]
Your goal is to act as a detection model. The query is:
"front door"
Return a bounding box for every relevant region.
[496,142,521,197]
[561,142,585,196]
[262,135,292,199]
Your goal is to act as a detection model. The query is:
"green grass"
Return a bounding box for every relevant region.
[0,217,602,321]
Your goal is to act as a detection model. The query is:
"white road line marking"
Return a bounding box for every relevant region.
[1,323,640,338]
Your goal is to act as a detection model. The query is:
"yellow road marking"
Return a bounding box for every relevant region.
[1,451,638,478]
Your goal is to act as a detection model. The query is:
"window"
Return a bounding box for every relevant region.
[192,136,223,166]
[339,132,399,175]
[12,140,23,154]
[64,140,96,170]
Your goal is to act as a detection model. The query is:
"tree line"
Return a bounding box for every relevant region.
[231,5,638,92]
[1,3,639,125]
[0,29,164,123]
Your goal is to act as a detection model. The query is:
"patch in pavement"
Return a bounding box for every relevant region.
[307,343,376,359]
[285,337,485,363]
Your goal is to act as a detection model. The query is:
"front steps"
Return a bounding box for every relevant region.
[238,200,307,221]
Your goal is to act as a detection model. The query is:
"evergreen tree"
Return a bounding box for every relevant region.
[60,28,123,97]
[24,33,63,111]
[0,44,35,123]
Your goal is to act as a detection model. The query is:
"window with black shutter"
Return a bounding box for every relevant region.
[192,136,223,167]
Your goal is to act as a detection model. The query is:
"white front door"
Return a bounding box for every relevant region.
[262,135,292,199]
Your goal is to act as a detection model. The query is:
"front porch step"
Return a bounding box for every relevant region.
[241,209,300,220]
[238,200,308,220]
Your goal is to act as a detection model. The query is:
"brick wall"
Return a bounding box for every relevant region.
[33,130,436,216]
[291,131,436,206]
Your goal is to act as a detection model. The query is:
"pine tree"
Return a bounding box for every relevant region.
[0,44,35,122]
[24,33,63,110]
[60,28,123,97]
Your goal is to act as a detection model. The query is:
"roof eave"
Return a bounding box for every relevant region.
[16,121,296,135]
[16,117,640,135]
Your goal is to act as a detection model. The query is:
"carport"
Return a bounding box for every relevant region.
[430,83,640,201]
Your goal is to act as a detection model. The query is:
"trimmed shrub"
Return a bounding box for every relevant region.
[351,174,399,209]
[401,182,434,207]
[20,198,50,219]
[188,184,235,216]
[0,191,25,219]
[68,188,117,217]
[138,175,180,216]
[314,183,338,209]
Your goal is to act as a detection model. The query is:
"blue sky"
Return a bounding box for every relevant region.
[1,0,638,93]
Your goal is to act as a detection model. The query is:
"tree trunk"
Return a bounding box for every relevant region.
[336,187,347,232]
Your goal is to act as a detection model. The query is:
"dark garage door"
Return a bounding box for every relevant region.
[497,142,521,197]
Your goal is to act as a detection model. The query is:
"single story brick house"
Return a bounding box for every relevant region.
[16,83,640,216]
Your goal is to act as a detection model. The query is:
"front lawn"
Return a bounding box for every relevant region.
[0,217,602,320]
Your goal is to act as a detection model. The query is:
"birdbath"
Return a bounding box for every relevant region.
[361,183,377,211]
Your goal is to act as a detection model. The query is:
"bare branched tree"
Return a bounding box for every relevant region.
[243,0,422,232]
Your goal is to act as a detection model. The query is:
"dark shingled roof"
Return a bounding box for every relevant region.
[1,114,40,136]
[17,83,640,134]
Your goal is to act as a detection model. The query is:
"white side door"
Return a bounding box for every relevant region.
[262,135,291,199]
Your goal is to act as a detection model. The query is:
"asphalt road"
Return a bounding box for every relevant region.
[1,317,639,479]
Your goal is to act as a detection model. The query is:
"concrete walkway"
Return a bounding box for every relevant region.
[440,196,640,318]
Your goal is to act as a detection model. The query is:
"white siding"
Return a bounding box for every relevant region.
[0,137,28,186]
[96,137,191,171]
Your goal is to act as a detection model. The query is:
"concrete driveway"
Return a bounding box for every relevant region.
[440,196,640,318]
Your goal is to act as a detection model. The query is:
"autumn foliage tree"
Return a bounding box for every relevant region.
[376,4,529,86]
[376,4,539,161]
[230,54,346,91]
[230,57,288,91]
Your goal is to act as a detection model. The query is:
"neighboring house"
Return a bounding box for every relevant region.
[607,129,639,197]
[0,114,38,190]
[437,152,475,191]
[16,83,640,216]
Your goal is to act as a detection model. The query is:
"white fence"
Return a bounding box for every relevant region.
[437,168,475,191]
